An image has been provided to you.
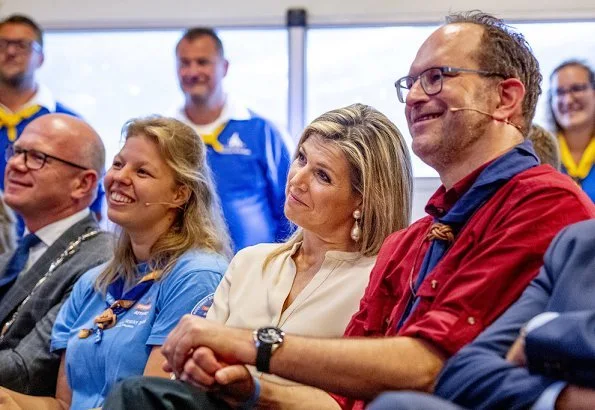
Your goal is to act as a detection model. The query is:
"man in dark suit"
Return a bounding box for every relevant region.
[368,218,595,409]
[0,113,112,396]
[435,217,595,409]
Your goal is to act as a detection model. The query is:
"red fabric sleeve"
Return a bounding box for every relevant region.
[400,186,595,355]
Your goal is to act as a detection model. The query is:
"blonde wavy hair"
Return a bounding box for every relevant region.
[265,103,412,267]
[95,116,231,293]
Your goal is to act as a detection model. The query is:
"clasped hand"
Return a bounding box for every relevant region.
[160,315,258,404]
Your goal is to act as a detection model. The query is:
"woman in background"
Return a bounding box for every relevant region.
[0,116,230,409]
[548,60,595,200]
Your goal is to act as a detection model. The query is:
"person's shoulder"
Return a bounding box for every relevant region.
[350,253,378,270]
[512,165,595,208]
[240,109,286,134]
[234,242,281,260]
[65,219,113,253]
[383,216,433,247]
[76,262,108,290]
[555,219,595,242]
[515,165,580,190]
[53,102,80,117]
[172,248,229,276]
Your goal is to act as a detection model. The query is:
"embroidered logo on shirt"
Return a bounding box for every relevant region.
[221,132,251,156]
[191,293,215,318]
[134,303,151,311]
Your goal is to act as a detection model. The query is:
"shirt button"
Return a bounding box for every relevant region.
[431,280,438,289]
[467,316,476,325]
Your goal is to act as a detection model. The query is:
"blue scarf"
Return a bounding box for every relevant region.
[78,263,158,343]
[396,140,539,330]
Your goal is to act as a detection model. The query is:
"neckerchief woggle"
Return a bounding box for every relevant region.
[79,263,159,343]
[396,139,540,331]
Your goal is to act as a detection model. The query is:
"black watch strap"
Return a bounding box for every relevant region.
[256,341,273,373]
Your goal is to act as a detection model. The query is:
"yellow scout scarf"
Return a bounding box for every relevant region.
[200,122,227,153]
[558,134,595,180]
[0,105,42,142]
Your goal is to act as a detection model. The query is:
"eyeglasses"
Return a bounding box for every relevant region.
[550,83,595,98]
[0,38,41,54]
[5,145,89,171]
[395,66,506,103]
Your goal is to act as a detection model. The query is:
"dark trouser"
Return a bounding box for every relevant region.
[367,392,466,410]
[103,376,232,410]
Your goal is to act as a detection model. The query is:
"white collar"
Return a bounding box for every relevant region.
[0,83,57,113]
[173,95,251,133]
[26,208,91,248]
[27,84,57,112]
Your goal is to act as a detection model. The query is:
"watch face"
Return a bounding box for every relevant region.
[257,326,284,344]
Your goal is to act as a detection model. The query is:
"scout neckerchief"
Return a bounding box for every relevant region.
[0,105,42,142]
[200,123,227,153]
[396,139,540,331]
[78,266,159,343]
[558,134,595,183]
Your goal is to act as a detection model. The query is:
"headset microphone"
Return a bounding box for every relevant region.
[144,202,184,209]
[449,107,522,131]
[449,107,494,116]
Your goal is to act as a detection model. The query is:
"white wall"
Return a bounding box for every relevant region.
[1,1,589,223]
[1,0,595,29]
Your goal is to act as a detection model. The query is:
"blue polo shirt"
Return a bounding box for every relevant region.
[50,249,227,409]
[174,97,294,252]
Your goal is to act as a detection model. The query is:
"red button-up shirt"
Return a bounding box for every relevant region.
[333,165,595,410]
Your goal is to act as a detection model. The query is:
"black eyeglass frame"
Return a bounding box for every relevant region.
[0,38,42,54]
[394,66,506,103]
[5,145,89,171]
[549,82,595,98]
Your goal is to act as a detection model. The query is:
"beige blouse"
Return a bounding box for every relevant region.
[207,242,376,385]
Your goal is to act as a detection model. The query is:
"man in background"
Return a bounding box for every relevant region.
[0,114,112,396]
[173,27,292,252]
[0,14,103,228]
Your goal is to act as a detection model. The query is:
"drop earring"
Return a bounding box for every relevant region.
[351,209,362,242]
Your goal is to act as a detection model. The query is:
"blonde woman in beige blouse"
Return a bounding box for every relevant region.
[208,102,413,338]
[204,103,413,397]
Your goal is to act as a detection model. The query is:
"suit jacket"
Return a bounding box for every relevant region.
[526,310,595,387]
[0,214,112,395]
[436,218,595,410]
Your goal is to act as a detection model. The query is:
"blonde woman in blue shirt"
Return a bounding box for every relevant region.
[0,116,230,409]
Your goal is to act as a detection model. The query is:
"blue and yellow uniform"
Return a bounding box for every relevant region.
[0,85,104,230]
[175,97,293,252]
[558,134,595,202]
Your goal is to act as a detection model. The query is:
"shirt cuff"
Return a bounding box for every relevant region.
[531,381,567,410]
[525,312,560,334]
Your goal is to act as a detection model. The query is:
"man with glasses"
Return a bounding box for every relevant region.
[0,14,104,231]
[0,113,112,396]
[105,11,595,410]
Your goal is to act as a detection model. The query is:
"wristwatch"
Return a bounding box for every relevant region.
[253,326,285,373]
